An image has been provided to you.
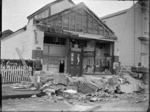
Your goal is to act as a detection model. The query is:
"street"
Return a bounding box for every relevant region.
[2,92,149,111]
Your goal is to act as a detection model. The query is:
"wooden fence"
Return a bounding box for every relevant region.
[1,66,32,84]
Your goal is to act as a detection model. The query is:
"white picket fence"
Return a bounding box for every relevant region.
[1,66,32,83]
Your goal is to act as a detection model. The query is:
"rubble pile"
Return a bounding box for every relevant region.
[9,72,148,103]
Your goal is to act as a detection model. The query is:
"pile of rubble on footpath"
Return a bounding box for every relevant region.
[9,72,148,103]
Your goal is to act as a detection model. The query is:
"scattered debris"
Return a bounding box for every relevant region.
[31,95,37,98]
[135,97,148,103]
[56,96,64,100]
[77,82,97,94]
[53,74,68,85]
[108,76,118,85]
[7,71,147,105]
[64,89,77,94]
[90,97,98,102]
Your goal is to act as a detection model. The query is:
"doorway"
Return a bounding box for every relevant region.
[59,60,65,73]
[69,51,82,76]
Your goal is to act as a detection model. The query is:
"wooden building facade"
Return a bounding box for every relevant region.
[33,2,117,76]
[1,0,117,76]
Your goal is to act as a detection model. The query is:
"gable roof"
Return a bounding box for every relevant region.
[27,0,75,20]
[38,2,115,35]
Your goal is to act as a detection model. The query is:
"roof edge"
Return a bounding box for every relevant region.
[37,2,116,37]
[27,0,75,20]
[100,9,128,20]
[1,27,26,41]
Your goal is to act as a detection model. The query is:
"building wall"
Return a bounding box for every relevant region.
[102,2,149,67]
[1,29,35,60]
[34,29,44,50]
[51,0,74,15]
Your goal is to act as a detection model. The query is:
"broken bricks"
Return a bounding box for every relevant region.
[77,82,98,94]
[53,74,68,85]
[108,76,118,85]
[118,73,145,93]
[90,97,98,102]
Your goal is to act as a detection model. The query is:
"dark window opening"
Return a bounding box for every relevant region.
[44,35,65,45]
[70,39,83,48]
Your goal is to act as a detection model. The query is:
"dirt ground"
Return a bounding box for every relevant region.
[2,93,149,111]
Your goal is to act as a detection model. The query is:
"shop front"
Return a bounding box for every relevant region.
[34,2,117,76]
[35,26,115,76]
[67,37,114,76]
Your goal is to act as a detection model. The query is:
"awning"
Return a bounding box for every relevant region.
[63,30,117,41]
[36,24,117,41]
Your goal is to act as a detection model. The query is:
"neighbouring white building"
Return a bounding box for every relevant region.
[101,1,149,67]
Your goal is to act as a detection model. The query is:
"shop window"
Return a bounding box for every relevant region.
[83,40,95,74]
[95,57,111,74]
[95,42,112,74]
[83,56,94,73]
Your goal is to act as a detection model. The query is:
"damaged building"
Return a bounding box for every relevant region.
[1,0,118,76]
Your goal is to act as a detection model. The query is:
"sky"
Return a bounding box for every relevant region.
[2,0,135,32]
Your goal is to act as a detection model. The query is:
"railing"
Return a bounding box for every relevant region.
[1,66,32,84]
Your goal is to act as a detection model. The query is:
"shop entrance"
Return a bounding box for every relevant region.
[69,51,82,76]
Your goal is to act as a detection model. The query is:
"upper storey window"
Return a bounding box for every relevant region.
[35,9,49,20]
